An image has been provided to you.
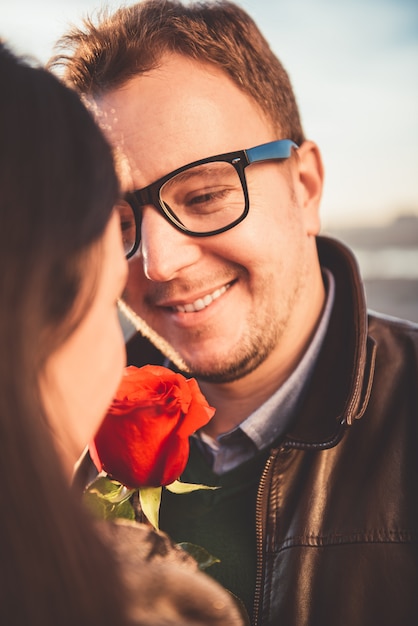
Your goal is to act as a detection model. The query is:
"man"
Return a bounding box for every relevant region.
[56,1,418,624]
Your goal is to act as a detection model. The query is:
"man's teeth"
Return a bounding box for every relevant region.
[173,284,229,313]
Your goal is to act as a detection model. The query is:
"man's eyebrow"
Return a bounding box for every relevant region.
[162,163,235,190]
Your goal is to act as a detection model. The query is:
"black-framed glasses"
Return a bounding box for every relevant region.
[117,138,298,259]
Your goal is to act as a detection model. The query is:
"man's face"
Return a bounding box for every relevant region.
[98,54,323,383]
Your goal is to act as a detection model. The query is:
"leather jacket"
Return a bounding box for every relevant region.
[125,236,418,626]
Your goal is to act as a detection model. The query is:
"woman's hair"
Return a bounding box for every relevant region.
[0,42,130,625]
[51,0,305,144]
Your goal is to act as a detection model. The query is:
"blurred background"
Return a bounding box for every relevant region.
[1,0,417,321]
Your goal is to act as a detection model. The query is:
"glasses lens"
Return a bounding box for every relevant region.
[159,161,245,234]
[115,199,136,257]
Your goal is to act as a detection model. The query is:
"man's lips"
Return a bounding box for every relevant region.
[158,282,233,313]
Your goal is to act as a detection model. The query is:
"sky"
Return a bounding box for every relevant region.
[1,0,417,229]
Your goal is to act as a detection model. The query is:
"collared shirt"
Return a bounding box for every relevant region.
[194,269,335,475]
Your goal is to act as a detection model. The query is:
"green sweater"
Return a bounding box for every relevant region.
[160,439,269,617]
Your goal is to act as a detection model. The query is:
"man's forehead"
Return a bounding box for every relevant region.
[85,56,276,191]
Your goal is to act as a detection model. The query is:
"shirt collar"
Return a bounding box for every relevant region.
[237,268,335,450]
[195,269,335,470]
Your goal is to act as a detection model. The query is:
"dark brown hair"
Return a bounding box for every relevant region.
[51,0,305,144]
[0,41,130,625]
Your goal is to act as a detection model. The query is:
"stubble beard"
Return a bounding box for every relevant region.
[169,269,306,384]
[185,326,280,383]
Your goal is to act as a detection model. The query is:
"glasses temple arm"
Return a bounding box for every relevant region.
[245,139,298,164]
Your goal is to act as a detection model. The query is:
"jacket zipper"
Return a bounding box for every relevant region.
[252,450,279,626]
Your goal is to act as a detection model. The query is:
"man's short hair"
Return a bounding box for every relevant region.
[52,0,305,143]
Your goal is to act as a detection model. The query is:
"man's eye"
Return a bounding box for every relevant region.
[183,187,231,215]
[188,188,227,205]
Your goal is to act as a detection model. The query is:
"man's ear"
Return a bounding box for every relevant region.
[295,140,324,236]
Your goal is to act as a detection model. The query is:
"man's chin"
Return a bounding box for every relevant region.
[120,300,269,382]
[180,348,269,384]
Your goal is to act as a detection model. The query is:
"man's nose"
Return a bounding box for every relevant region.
[139,205,203,282]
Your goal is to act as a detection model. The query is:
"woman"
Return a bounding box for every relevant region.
[0,42,244,625]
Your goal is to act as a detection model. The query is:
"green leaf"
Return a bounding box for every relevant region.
[82,475,135,521]
[83,488,135,521]
[177,542,221,570]
[139,486,162,530]
[106,499,136,521]
[165,479,219,494]
[83,490,109,519]
[84,475,135,504]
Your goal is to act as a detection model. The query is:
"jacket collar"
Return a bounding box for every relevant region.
[283,236,376,450]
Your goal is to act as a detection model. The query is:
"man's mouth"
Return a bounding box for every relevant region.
[171,283,232,313]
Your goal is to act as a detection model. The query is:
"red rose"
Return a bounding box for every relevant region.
[89,365,215,488]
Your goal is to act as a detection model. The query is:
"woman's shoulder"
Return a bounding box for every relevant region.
[97,519,246,625]
[97,517,197,570]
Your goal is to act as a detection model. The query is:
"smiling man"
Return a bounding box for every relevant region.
[55,1,418,624]
[105,54,324,401]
